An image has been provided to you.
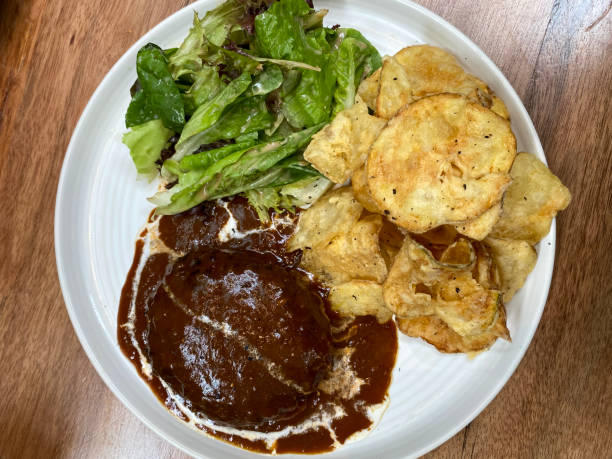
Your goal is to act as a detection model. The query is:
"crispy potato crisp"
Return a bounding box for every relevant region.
[397,312,509,354]
[376,57,414,119]
[490,152,571,244]
[300,214,387,285]
[304,96,385,184]
[328,280,392,323]
[357,66,382,111]
[375,45,493,119]
[367,94,516,232]
[352,165,381,213]
[288,187,362,251]
[454,204,502,240]
[484,237,537,302]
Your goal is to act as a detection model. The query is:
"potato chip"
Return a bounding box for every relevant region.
[351,165,381,213]
[385,235,505,339]
[472,240,501,290]
[490,94,510,120]
[304,96,385,184]
[287,187,362,251]
[454,203,502,240]
[357,66,382,111]
[412,225,458,247]
[376,57,414,119]
[383,236,467,318]
[378,218,406,269]
[436,280,502,336]
[328,280,392,323]
[484,237,537,302]
[490,152,571,244]
[375,45,493,119]
[367,94,516,232]
[439,238,476,268]
[300,214,387,285]
[397,310,510,353]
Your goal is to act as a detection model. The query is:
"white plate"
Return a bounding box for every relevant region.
[55,1,555,457]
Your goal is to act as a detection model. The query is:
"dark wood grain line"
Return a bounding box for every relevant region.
[460,422,470,458]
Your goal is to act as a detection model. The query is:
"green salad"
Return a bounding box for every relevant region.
[123,0,381,219]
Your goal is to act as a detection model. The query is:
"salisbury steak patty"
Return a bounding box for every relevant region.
[145,248,332,429]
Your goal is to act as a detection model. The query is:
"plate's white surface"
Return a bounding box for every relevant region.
[55,1,555,457]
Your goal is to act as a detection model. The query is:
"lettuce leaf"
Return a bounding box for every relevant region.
[136,44,185,132]
[245,174,332,222]
[125,89,158,128]
[168,13,208,80]
[332,28,382,114]
[174,71,252,160]
[254,0,335,128]
[155,124,323,214]
[122,119,174,177]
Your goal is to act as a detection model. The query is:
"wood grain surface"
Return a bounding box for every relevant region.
[0,0,610,457]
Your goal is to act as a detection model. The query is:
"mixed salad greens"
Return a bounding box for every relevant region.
[123,0,381,219]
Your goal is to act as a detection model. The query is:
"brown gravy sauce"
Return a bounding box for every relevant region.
[118,197,397,454]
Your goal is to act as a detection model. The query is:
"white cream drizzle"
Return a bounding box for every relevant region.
[217,199,296,242]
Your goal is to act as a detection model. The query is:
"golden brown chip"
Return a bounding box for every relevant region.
[376,56,413,119]
[472,240,501,290]
[328,280,392,323]
[439,238,476,268]
[300,214,387,285]
[484,237,537,302]
[351,165,381,213]
[357,66,382,111]
[435,280,502,336]
[367,94,516,232]
[385,235,504,339]
[304,96,385,184]
[397,311,510,354]
[379,218,406,269]
[412,225,458,247]
[375,45,493,119]
[287,187,362,251]
[454,203,502,240]
[383,236,439,318]
[383,236,474,318]
[490,94,510,120]
[490,152,571,244]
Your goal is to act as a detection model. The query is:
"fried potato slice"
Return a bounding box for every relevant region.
[490,152,571,244]
[383,236,471,319]
[454,203,502,240]
[439,238,476,267]
[375,45,493,119]
[376,57,414,119]
[351,165,381,213]
[436,279,502,336]
[484,237,537,302]
[304,96,385,184]
[385,235,505,339]
[397,310,510,354]
[357,66,382,111]
[367,94,516,232]
[472,240,501,290]
[412,225,458,247]
[379,218,406,269]
[287,187,362,251]
[490,94,510,120]
[328,280,392,323]
[300,214,387,285]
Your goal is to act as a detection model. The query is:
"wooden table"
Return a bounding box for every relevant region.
[1,0,610,457]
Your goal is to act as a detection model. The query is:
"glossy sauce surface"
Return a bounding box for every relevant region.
[118,197,397,454]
